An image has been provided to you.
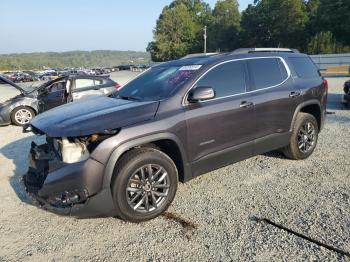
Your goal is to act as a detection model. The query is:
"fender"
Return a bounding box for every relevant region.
[289,99,321,132]
[0,97,38,124]
[6,97,39,114]
[102,132,190,188]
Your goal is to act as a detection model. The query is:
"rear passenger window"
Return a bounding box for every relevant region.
[94,79,103,86]
[289,57,320,79]
[195,60,246,98]
[248,58,287,90]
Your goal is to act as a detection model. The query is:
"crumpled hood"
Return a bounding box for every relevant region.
[30,96,159,137]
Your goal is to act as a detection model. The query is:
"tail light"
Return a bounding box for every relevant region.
[323,79,328,93]
[114,83,121,90]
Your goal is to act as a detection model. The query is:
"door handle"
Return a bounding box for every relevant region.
[289,91,301,98]
[240,101,254,108]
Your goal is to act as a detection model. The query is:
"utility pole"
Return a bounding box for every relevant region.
[204,26,207,54]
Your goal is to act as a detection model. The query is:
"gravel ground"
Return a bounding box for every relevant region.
[0,75,349,261]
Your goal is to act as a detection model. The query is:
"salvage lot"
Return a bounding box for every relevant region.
[0,73,349,261]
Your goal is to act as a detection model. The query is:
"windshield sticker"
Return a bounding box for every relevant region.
[179,65,202,71]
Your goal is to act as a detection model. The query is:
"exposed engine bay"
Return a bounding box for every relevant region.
[53,137,89,163]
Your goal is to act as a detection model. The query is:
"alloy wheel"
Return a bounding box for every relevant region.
[126,164,170,213]
[297,121,316,154]
[14,109,33,125]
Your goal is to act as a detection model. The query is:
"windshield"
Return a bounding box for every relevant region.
[117,66,199,101]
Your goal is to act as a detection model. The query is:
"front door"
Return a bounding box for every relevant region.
[40,80,67,111]
[184,60,255,177]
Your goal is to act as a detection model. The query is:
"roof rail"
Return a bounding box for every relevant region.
[232,48,299,54]
[181,52,219,59]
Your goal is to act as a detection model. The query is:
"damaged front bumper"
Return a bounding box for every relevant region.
[23,141,116,217]
[0,108,11,126]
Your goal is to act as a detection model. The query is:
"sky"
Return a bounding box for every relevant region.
[0,0,252,54]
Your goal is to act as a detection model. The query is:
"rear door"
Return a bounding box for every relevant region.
[95,78,117,96]
[72,78,105,100]
[185,60,255,177]
[247,57,298,154]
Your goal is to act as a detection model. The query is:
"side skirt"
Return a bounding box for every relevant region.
[189,132,291,181]
[190,141,253,179]
[254,132,291,155]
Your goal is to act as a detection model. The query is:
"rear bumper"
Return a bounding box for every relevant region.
[23,141,116,218]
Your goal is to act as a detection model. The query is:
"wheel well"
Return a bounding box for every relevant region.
[117,139,185,182]
[152,140,185,182]
[300,104,321,130]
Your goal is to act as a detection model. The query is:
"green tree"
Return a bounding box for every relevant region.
[208,0,241,52]
[307,31,350,54]
[314,0,350,46]
[170,0,213,53]
[240,0,308,50]
[147,3,198,61]
[147,0,212,61]
[305,0,319,31]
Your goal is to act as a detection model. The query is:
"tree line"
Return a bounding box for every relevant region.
[0,50,150,71]
[147,0,350,61]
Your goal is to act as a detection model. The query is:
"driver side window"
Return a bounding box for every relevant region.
[195,60,246,98]
[48,81,66,93]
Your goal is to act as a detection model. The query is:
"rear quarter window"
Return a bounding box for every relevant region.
[289,57,320,79]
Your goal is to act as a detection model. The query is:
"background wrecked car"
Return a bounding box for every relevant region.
[0,75,119,126]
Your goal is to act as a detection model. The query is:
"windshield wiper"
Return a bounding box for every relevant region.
[118,95,142,101]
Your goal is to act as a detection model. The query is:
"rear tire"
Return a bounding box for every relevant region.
[112,148,178,223]
[283,113,318,160]
[10,106,36,126]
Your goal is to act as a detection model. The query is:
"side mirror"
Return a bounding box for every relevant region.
[188,86,215,102]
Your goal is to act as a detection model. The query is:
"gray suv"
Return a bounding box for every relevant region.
[23,48,328,222]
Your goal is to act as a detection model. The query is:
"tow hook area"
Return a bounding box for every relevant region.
[24,141,55,194]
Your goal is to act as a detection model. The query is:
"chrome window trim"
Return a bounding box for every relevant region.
[182,56,291,105]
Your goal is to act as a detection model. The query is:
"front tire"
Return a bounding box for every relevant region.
[283,113,318,160]
[10,106,36,126]
[112,148,178,223]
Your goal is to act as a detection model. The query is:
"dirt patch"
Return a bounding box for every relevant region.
[162,212,198,239]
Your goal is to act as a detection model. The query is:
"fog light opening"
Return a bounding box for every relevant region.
[50,189,88,207]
